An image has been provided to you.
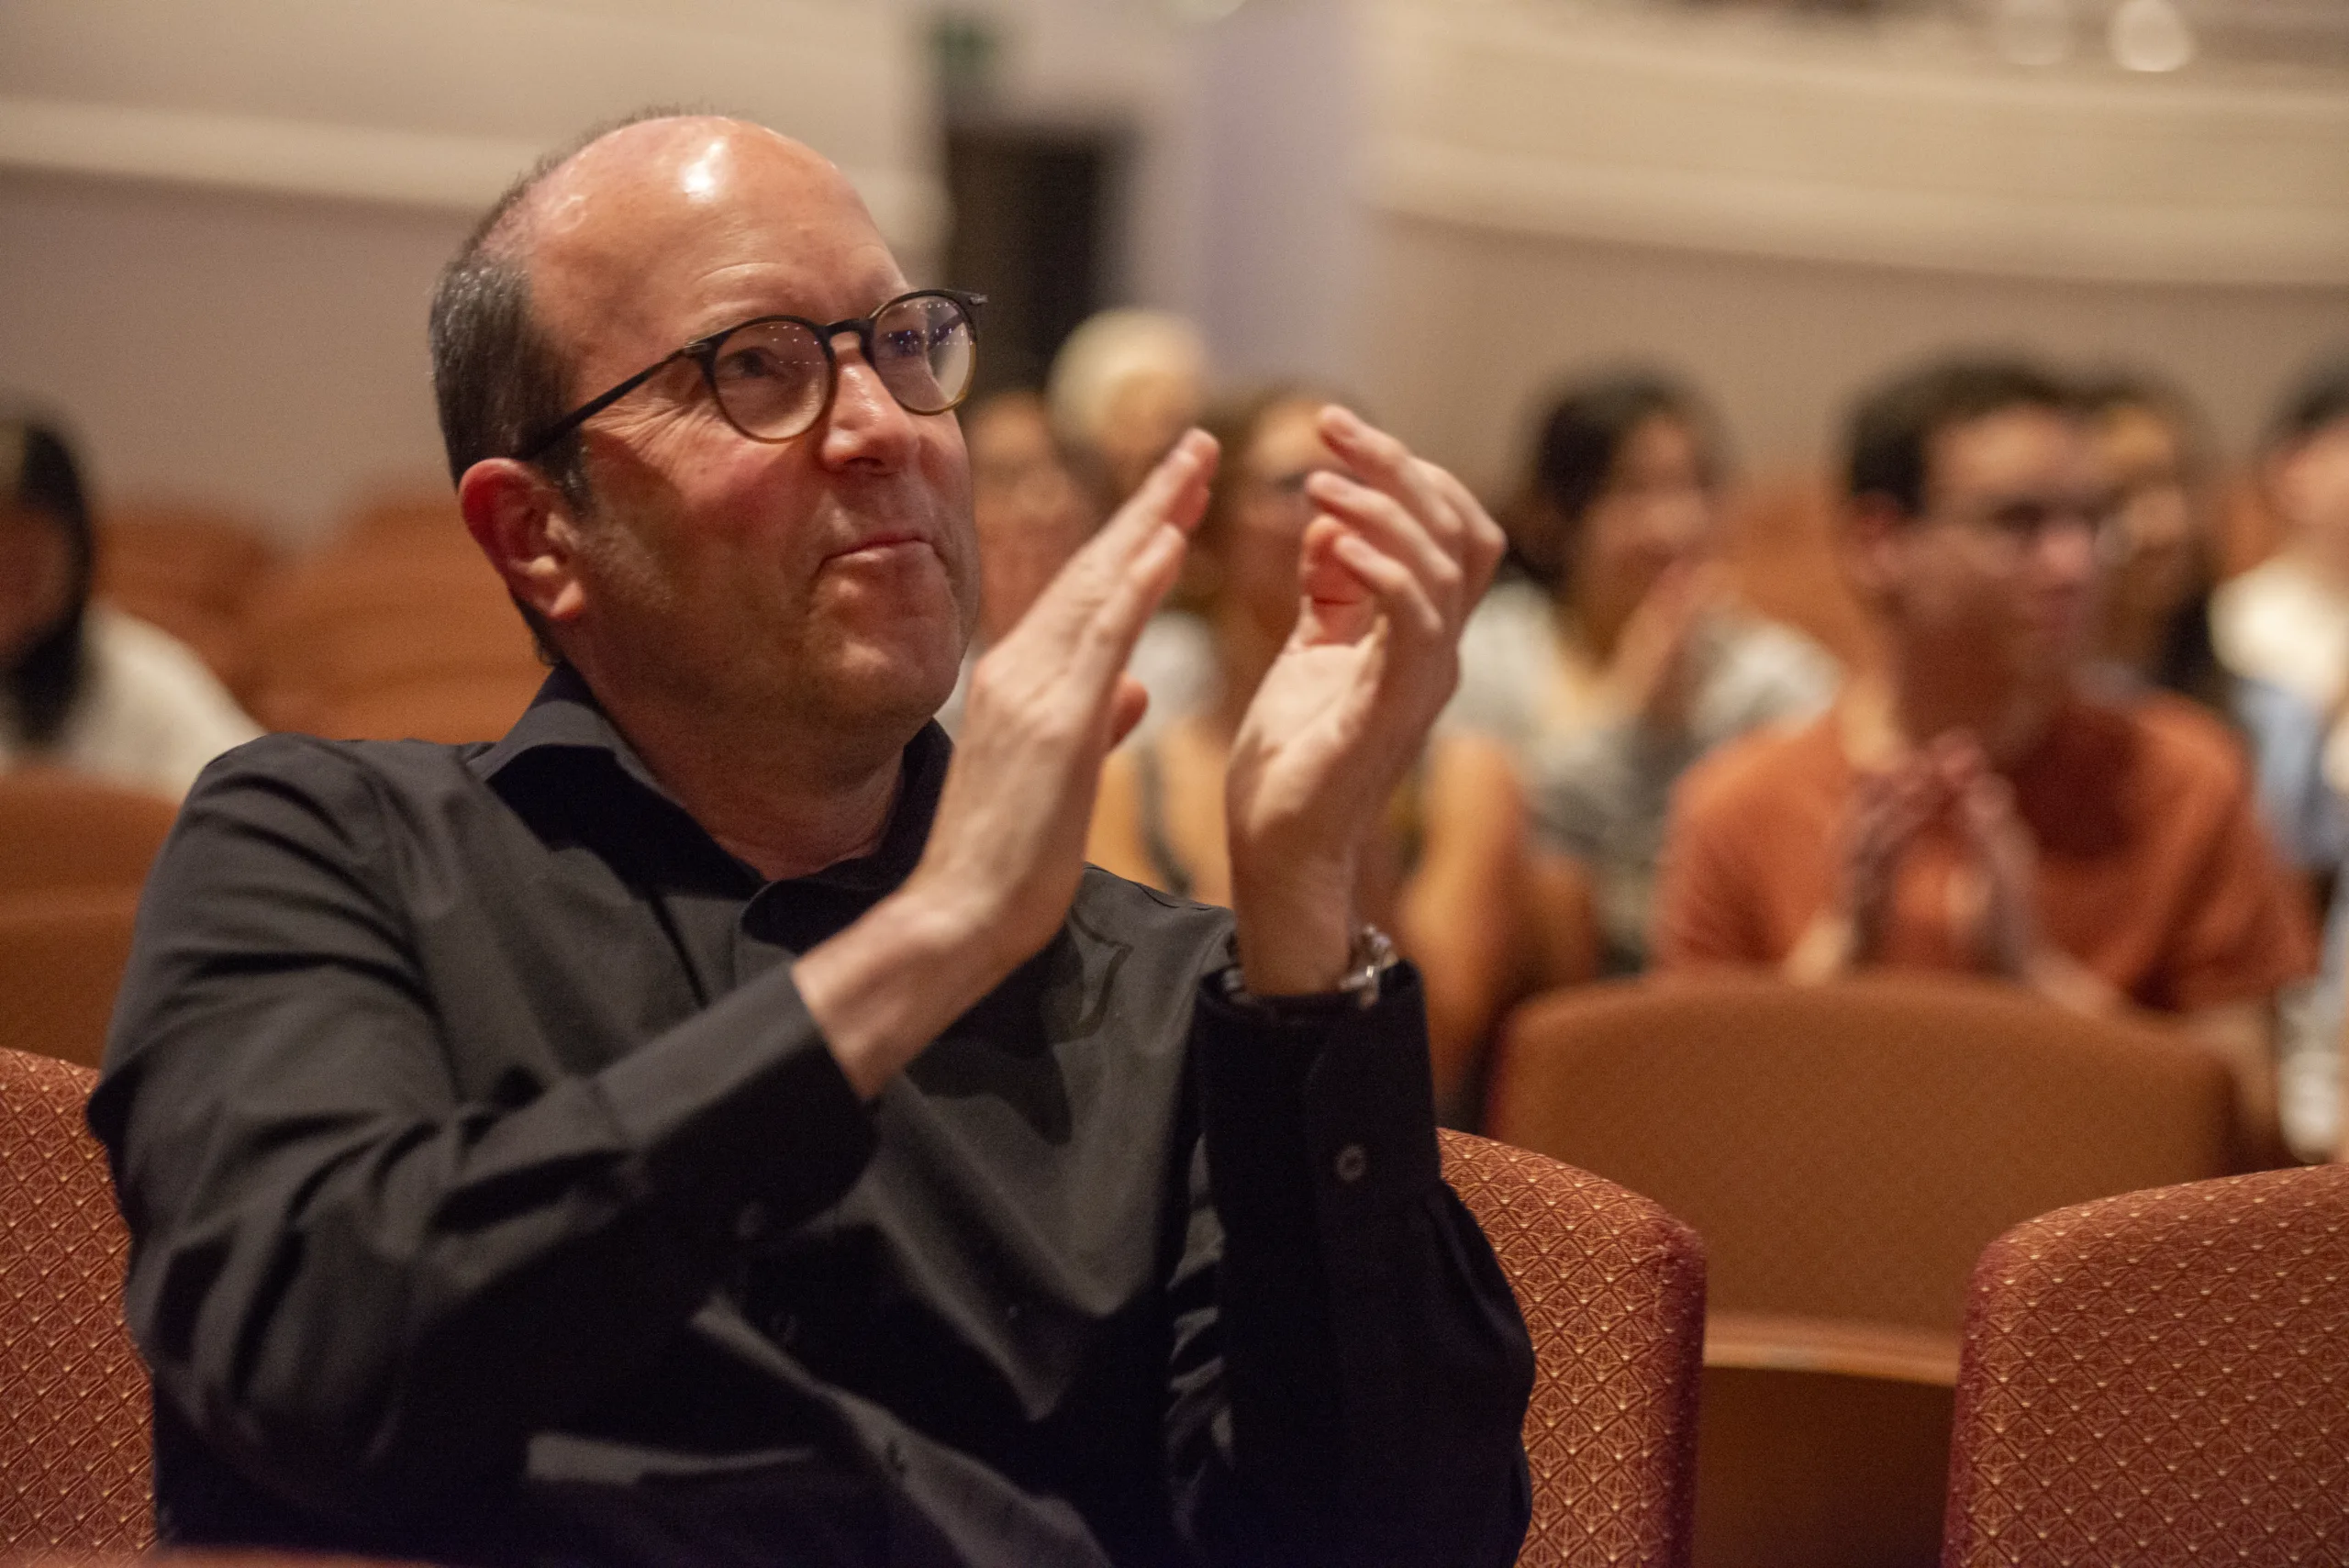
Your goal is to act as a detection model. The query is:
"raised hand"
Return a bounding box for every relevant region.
[1224,406,1505,995]
[1604,560,1727,731]
[796,432,1218,1095]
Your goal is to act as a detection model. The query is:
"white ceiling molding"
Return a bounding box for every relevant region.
[0,95,945,252]
[1365,0,2349,287]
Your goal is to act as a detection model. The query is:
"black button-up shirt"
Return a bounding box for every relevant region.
[90,667,1533,1567]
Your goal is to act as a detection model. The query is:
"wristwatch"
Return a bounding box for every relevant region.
[1219,924,1400,1016]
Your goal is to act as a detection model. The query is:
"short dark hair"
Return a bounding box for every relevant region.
[1844,354,2076,516]
[1519,369,1721,590]
[426,106,705,655]
[2,417,95,747]
[2266,354,2349,452]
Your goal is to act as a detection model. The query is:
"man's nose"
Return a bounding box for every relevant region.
[2033,515,2101,586]
[818,335,918,470]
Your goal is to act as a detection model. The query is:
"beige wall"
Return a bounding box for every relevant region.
[1354,0,2349,495]
[1359,215,2349,499]
[0,0,933,545]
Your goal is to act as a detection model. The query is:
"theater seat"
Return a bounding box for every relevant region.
[1943,1163,2349,1567]
[1439,1129,1705,1566]
[0,1048,150,1551]
[1486,973,2240,1568]
[0,772,178,897]
[0,1062,1699,1561]
[0,891,143,1070]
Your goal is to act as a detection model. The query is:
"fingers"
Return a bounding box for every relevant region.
[1001,431,1215,697]
[1306,517,1445,647]
[1309,406,1495,617]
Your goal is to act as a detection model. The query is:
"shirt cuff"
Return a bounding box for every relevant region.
[1193,960,1442,1220]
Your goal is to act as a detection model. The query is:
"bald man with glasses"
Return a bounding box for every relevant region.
[92,116,1532,1567]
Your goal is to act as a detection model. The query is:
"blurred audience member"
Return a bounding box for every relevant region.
[2079,372,2343,875]
[937,389,1211,744]
[2213,357,2349,790]
[1656,356,2314,1157]
[969,389,1101,639]
[1447,370,1839,973]
[0,417,258,798]
[1046,312,1217,742]
[1046,308,1208,506]
[1089,387,1592,1122]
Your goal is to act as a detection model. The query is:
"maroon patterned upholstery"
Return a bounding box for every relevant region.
[1943,1163,2349,1567]
[0,1061,1695,1560]
[1441,1129,1706,1568]
[0,1050,150,1551]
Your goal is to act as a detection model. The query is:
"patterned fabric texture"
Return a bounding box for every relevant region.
[1487,973,2239,1332]
[0,1054,1701,1562]
[1440,1129,1706,1568]
[1943,1163,2349,1567]
[0,1049,150,1551]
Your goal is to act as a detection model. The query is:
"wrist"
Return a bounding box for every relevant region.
[795,884,1010,1098]
[1230,855,1355,995]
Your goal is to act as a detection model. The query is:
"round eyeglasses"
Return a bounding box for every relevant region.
[513,289,985,462]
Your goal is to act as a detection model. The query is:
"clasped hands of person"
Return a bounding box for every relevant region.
[798,407,1507,1097]
[1788,732,2117,1014]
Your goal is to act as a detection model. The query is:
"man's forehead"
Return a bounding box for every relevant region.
[517,117,896,351]
[1931,406,2092,493]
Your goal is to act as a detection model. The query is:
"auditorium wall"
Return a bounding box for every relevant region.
[1351,0,2349,494]
[0,0,935,543]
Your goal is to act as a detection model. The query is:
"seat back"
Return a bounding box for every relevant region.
[1943,1162,2349,1567]
[95,504,280,701]
[1487,973,2239,1333]
[0,773,178,898]
[239,529,540,738]
[1440,1129,1704,1568]
[0,890,145,1070]
[0,1048,152,1550]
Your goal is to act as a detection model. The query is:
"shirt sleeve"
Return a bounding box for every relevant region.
[1163,963,1535,1568]
[1652,757,1777,969]
[2155,758,2321,1013]
[87,745,879,1515]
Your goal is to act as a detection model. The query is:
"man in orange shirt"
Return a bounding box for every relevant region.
[1654,357,2314,1151]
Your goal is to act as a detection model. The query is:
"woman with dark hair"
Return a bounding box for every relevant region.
[1087,386,1596,1124]
[1446,370,1839,974]
[1,417,258,796]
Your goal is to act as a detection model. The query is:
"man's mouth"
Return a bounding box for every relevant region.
[829,531,930,562]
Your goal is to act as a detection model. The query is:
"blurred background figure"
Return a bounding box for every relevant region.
[1447,371,1841,975]
[1088,385,1597,1124]
[2213,358,2349,787]
[1656,354,2315,1162]
[2207,358,2349,1162]
[1045,308,1209,507]
[0,416,258,799]
[967,389,1103,642]
[1043,308,1218,746]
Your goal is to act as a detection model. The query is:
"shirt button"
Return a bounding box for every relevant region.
[734,1201,769,1242]
[1333,1143,1369,1184]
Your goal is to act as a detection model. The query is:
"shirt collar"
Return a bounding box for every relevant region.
[474,663,952,898]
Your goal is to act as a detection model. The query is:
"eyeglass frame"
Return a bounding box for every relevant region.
[511,288,986,462]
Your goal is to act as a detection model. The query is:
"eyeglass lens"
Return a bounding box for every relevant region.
[710,294,977,441]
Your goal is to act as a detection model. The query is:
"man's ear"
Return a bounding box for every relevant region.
[458,459,587,629]
[1841,492,1907,608]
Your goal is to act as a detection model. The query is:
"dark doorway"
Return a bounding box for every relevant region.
[942,120,1125,399]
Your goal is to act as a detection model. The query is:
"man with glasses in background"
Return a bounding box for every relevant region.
[91,115,1532,1567]
[1653,355,2315,1161]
